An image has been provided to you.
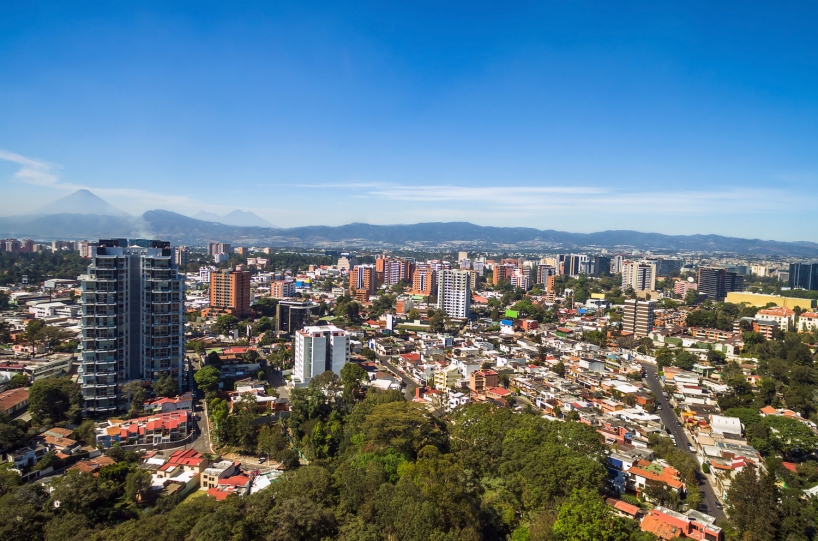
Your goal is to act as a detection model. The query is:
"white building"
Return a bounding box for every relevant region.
[621,261,656,292]
[293,325,350,384]
[799,312,818,333]
[756,307,796,331]
[437,269,471,318]
[28,302,80,319]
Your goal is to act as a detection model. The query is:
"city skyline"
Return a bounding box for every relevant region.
[2,2,818,241]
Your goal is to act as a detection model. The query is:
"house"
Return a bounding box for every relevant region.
[0,387,29,416]
[35,427,81,456]
[485,386,511,401]
[201,460,239,489]
[469,369,498,394]
[68,455,116,475]
[628,460,686,496]
[95,410,192,447]
[206,474,252,500]
[641,507,723,541]
[143,393,194,413]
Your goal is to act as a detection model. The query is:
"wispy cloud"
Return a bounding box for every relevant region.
[0,150,63,187]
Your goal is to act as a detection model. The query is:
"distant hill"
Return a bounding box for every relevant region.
[36,189,129,217]
[2,207,818,256]
[193,209,276,227]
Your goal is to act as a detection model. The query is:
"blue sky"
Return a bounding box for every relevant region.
[1,2,817,240]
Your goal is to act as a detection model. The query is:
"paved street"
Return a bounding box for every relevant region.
[378,357,418,400]
[641,362,724,519]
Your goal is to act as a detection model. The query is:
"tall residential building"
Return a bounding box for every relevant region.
[412,265,436,296]
[293,325,349,384]
[174,246,190,268]
[350,265,377,301]
[536,264,556,285]
[623,299,655,337]
[276,300,317,334]
[611,255,625,274]
[493,263,516,285]
[337,254,358,271]
[270,279,296,298]
[376,255,414,286]
[697,267,744,301]
[208,242,232,257]
[207,269,252,317]
[622,261,657,292]
[789,263,818,291]
[79,239,184,413]
[438,269,471,318]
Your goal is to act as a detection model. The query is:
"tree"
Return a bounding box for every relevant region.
[552,488,634,541]
[124,380,146,413]
[205,350,222,368]
[340,362,368,405]
[407,308,420,320]
[553,361,565,377]
[429,311,446,333]
[125,469,153,504]
[6,374,29,389]
[706,349,726,365]
[233,392,259,451]
[73,419,97,446]
[29,376,81,425]
[727,467,780,540]
[673,350,696,370]
[211,314,239,336]
[194,365,221,397]
[152,374,178,398]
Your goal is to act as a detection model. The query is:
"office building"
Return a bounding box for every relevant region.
[293,325,349,384]
[789,263,818,291]
[567,254,589,277]
[79,239,184,413]
[592,256,611,277]
[350,264,377,301]
[337,254,357,271]
[622,261,656,292]
[438,269,471,318]
[652,259,683,277]
[174,246,190,268]
[697,267,744,301]
[276,300,317,334]
[623,299,655,337]
[472,260,485,276]
[207,269,252,317]
[611,255,624,274]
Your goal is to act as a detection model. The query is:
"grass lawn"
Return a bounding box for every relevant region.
[178,488,209,506]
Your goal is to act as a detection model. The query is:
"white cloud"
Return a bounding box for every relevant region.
[0,149,62,187]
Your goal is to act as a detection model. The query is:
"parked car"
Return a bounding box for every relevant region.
[688,444,695,452]
[258,457,266,463]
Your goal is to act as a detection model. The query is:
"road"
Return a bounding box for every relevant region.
[641,362,724,519]
[378,357,418,401]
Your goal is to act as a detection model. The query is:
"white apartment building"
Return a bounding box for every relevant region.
[799,312,818,333]
[621,261,656,292]
[623,299,655,337]
[756,307,796,331]
[437,269,471,318]
[293,325,350,384]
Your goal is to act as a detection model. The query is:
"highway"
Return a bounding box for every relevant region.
[641,362,724,519]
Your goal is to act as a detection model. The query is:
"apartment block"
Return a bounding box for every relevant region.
[623,299,655,337]
[270,279,296,298]
[350,265,377,301]
[622,261,656,292]
[293,325,349,384]
[79,239,185,414]
[438,269,471,318]
[207,269,252,317]
[412,265,436,296]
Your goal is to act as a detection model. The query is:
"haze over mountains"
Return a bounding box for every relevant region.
[193,209,276,228]
[3,190,818,256]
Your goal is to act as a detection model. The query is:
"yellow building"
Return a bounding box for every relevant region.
[434,365,461,389]
[725,291,816,311]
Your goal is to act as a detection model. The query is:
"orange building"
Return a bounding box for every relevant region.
[493,263,516,285]
[350,265,376,301]
[470,369,499,394]
[411,266,435,296]
[546,274,556,292]
[206,269,252,317]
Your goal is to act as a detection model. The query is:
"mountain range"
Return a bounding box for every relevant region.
[2,190,818,256]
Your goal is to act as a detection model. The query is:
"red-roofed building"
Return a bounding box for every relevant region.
[470,369,498,394]
[95,410,192,447]
[0,387,29,417]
